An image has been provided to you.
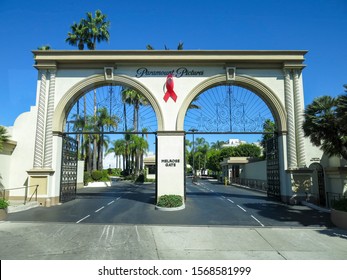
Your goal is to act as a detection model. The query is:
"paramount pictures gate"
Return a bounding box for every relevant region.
[27,50,311,205]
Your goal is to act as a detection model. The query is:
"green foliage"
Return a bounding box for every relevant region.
[206,149,221,173]
[110,168,122,176]
[0,198,9,209]
[84,171,92,185]
[157,195,183,208]
[135,174,145,183]
[0,126,9,152]
[332,198,347,212]
[101,170,109,181]
[303,90,347,160]
[91,170,103,181]
[66,9,110,50]
[234,143,261,158]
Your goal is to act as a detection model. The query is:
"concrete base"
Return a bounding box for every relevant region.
[331,209,347,230]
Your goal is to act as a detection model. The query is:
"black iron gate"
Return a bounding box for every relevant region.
[266,136,281,199]
[60,135,78,203]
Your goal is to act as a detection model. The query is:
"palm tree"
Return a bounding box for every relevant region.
[146,41,184,50]
[193,137,209,173]
[0,126,9,152]
[65,22,88,50]
[95,107,120,170]
[188,95,201,110]
[210,140,225,150]
[71,114,85,160]
[37,45,51,50]
[121,88,149,132]
[303,94,347,160]
[83,10,110,50]
[107,139,126,170]
[133,135,149,175]
[66,10,110,50]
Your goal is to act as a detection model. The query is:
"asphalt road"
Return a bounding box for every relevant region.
[7,178,333,228]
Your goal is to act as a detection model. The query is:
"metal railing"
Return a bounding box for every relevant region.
[230,177,268,192]
[1,185,39,205]
[326,192,347,208]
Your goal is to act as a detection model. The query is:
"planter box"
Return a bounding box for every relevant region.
[331,209,347,230]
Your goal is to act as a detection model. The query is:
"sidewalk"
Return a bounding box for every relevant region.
[0,221,346,260]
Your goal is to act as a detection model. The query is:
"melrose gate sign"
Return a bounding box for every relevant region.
[25,50,314,206]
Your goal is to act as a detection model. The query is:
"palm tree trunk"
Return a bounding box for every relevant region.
[93,89,97,170]
[98,129,104,170]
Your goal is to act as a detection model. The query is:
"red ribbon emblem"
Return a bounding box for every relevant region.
[163,74,177,102]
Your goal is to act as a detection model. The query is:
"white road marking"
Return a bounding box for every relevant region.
[76,215,90,224]
[237,205,247,212]
[107,200,115,205]
[251,215,265,227]
[227,199,234,203]
[95,206,105,213]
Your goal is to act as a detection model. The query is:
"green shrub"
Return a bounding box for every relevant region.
[0,198,9,209]
[135,174,145,183]
[91,170,103,181]
[101,170,109,181]
[84,171,92,185]
[157,195,183,208]
[111,168,122,176]
[332,198,347,212]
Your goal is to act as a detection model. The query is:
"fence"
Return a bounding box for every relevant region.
[0,185,39,204]
[230,177,268,192]
[326,192,347,208]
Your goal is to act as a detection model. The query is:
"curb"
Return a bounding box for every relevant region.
[301,201,331,213]
[155,204,185,211]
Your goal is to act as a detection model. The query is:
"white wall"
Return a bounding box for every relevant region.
[241,160,267,181]
[8,107,37,190]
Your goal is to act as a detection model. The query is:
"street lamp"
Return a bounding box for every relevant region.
[189,128,198,182]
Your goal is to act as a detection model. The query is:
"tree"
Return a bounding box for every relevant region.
[95,107,119,170]
[303,92,347,160]
[146,41,184,50]
[210,140,225,150]
[206,149,222,174]
[107,139,126,170]
[260,119,276,158]
[234,144,261,158]
[83,10,110,50]
[66,10,110,50]
[65,22,88,50]
[121,88,149,132]
[0,126,9,152]
[37,45,51,50]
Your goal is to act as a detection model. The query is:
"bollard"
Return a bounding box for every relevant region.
[45,198,51,207]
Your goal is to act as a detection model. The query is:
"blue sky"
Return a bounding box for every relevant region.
[0,0,346,131]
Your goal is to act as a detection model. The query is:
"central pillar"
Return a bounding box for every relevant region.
[156,131,185,202]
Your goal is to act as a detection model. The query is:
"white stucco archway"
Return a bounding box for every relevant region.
[53,74,164,133]
[22,50,310,205]
[176,74,287,133]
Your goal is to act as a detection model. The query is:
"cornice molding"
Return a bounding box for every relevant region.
[33,50,307,69]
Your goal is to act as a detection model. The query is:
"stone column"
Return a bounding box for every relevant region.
[33,70,47,168]
[43,69,56,168]
[293,69,306,168]
[156,131,185,201]
[283,68,297,169]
